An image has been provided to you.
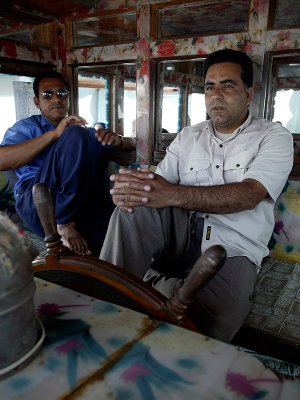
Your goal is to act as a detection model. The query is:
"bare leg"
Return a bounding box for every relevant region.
[57,222,92,255]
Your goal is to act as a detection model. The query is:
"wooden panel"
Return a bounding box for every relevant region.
[0,57,54,76]
[71,11,137,48]
[269,0,300,29]
[150,0,250,39]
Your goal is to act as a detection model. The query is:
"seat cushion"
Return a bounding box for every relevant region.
[233,257,300,364]
[269,180,300,263]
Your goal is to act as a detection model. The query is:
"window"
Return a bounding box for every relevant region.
[77,64,136,137]
[262,51,300,177]
[0,73,36,141]
[273,89,300,131]
[188,92,206,125]
[162,85,181,134]
[123,79,136,137]
[78,74,109,129]
[154,58,205,152]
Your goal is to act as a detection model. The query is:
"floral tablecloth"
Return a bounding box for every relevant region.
[1,278,299,399]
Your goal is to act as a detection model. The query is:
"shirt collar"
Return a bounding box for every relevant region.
[40,114,56,129]
[206,110,253,140]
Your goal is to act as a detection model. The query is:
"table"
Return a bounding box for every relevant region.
[1,278,299,399]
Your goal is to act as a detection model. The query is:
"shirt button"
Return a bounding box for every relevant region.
[205,215,209,218]
[216,165,220,169]
[219,144,223,148]
[190,167,193,170]
[236,163,240,167]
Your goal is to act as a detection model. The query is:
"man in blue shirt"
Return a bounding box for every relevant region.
[0,70,134,255]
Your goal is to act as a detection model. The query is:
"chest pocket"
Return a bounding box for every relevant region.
[223,151,253,183]
[180,158,211,186]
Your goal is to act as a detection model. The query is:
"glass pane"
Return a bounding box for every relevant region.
[73,12,136,47]
[0,14,54,46]
[273,89,300,133]
[0,28,32,44]
[162,86,181,133]
[78,64,136,137]
[273,0,300,28]
[263,54,300,173]
[78,74,109,129]
[157,0,249,38]
[267,56,300,134]
[124,80,136,138]
[188,92,206,125]
[0,74,36,142]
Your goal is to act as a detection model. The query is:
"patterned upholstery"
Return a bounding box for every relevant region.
[237,257,300,363]
[247,257,300,344]
[251,257,300,346]
[269,180,300,263]
[234,180,300,364]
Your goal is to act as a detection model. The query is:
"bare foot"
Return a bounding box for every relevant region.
[57,222,92,255]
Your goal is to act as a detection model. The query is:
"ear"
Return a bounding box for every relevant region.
[246,86,254,105]
[33,96,40,109]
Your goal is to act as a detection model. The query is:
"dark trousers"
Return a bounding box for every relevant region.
[16,126,114,254]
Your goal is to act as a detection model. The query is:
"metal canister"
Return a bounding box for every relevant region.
[0,212,39,370]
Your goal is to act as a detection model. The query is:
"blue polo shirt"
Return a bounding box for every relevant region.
[1,115,58,197]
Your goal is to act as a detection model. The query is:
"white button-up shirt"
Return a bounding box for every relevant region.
[156,112,294,266]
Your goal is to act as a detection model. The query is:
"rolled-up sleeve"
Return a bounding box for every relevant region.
[243,125,294,202]
[156,135,181,183]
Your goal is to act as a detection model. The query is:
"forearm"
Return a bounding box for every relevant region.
[0,130,58,170]
[110,169,268,213]
[170,179,267,213]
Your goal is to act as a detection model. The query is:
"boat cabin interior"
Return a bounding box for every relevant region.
[0,0,300,389]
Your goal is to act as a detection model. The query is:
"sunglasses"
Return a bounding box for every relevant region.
[39,89,70,100]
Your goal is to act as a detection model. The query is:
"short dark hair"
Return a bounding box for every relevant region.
[33,70,69,97]
[204,49,253,88]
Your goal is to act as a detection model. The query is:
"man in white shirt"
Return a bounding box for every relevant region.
[100,49,293,342]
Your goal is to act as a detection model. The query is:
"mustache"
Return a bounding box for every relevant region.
[210,103,225,109]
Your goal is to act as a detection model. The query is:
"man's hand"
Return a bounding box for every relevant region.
[109,170,268,215]
[0,114,88,171]
[110,168,174,212]
[95,127,123,147]
[55,115,87,137]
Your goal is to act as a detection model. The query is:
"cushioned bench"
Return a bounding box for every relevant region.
[233,180,300,367]
[233,256,300,366]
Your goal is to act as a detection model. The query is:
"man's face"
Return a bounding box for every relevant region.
[205,62,253,133]
[33,77,69,126]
